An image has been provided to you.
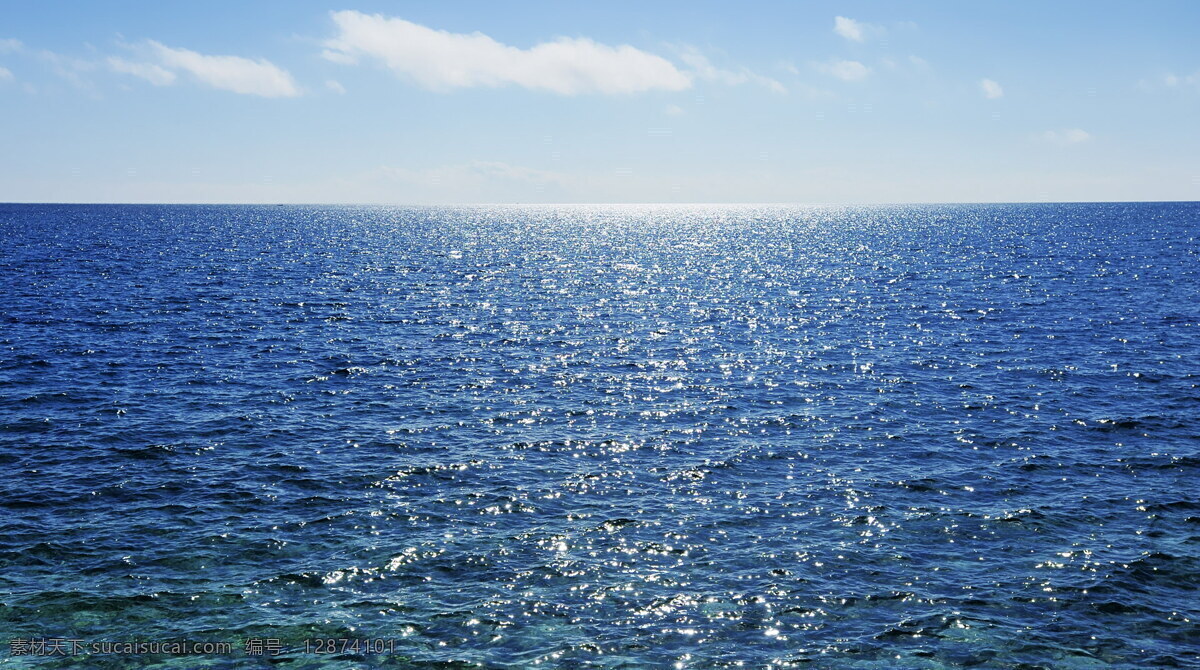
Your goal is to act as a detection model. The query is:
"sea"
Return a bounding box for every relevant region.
[1,203,1198,669]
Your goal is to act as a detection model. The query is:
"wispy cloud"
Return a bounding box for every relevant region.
[0,66,12,82]
[1162,71,1199,87]
[322,10,691,95]
[1042,128,1091,145]
[449,161,565,186]
[37,49,97,89]
[325,79,346,94]
[676,47,785,93]
[833,17,883,43]
[881,55,931,73]
[147,42,299,97]
[362,160,570,201]
[980,78,1003,99]
[0,40,97,90]
[108,56,175,86]
[109,41,299,97]
[814,59,870,82]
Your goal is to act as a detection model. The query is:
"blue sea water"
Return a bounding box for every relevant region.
[0,203,1198,669]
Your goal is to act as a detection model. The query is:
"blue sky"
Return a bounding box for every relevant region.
[2,0,1198,203]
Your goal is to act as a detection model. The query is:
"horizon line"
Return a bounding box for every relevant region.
[3,199,1199,207]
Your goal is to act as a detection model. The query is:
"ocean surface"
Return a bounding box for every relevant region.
[1,203,1198,669]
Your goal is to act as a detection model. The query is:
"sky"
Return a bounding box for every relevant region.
[1,0,1199,204]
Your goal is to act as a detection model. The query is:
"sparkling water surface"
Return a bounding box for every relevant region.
[1,203,1198,668]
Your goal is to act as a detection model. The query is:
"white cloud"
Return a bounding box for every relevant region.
[325,79,346,94]
[675,47,785,93]
[1042,128,1091,145]
[814,59,870,81]
[834,17,865,42]
[0,66,12,82]
[109,41,299,97]
[0,38,22,54]
[980,78,1003,99]
[322,10,691,95]
[665,104,684,116]
[834,17,884,42]
[108,56,175,86]
[146,41,299,97]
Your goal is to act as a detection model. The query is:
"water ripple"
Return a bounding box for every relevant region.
[0,203,1198,668]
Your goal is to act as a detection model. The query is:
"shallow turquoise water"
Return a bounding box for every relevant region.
[1,203,1198,668]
